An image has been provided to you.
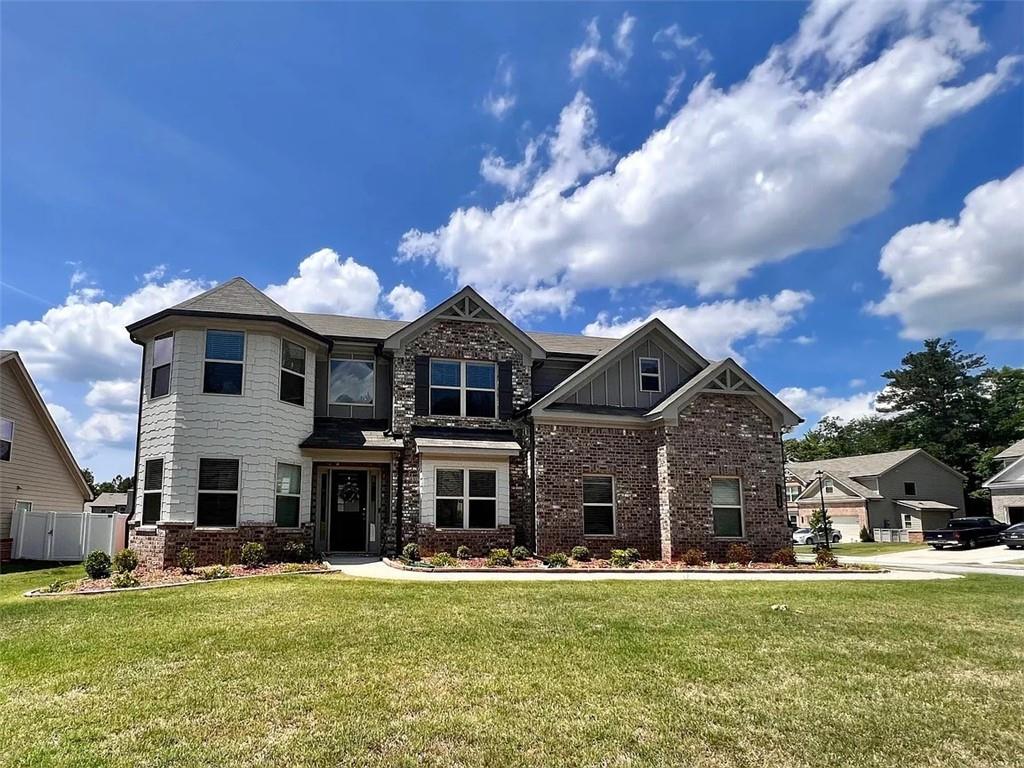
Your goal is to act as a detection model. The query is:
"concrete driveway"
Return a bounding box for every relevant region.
[832,544,1024,577]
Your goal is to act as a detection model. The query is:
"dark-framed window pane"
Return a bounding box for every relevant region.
[151,364,171,397]
[205,330,244,361]
[583,476,613,504]
[713,507,743,538]
[197,493,238,527]
[275,496,300,527]
[430,388,460,416]
[198,458,239,491]
[329,359,375,405]
[466,363,495,389]
[281,339,305,374]
[0,440,10,462]
[142,492,161,524]
[468,499,496,528]
[436,469,464,497]
[204,362,243,394]
[468,470,496,498]
[144,459,164,491]
[584,505,614,535]
[280,370,304,405]
[711,478,741,507]
[430,360,460,387]
[436,498,463,528]
[153,334,174,367]
[465,390,495,417]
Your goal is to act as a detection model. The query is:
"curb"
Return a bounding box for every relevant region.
[24,568,333,598]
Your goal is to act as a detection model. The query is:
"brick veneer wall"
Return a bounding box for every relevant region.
[0,538,11,564]
[129,522,313,568]
[391,319,534,551]
[415,524,516,557]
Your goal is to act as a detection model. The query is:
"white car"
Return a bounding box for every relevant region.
[792,527,842,546]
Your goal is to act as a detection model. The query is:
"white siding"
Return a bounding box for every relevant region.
[418,456,510,527]
[134,327,316,527]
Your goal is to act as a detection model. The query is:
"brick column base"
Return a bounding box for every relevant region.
[128,522,314,569]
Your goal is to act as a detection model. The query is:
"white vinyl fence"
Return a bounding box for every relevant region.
[873,527,910,543]
[11,509,128,561]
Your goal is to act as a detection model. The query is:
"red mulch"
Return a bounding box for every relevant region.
[419,557,852,571]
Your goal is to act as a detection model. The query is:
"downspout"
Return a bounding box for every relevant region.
[127,336,146,543]
[529,415,538,555]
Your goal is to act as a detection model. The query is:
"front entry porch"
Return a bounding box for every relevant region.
[312,462,394,555]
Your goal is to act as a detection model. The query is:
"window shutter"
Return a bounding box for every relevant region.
[414,356,429,416]
[498,361,513,418]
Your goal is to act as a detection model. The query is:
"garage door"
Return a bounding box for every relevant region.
[829,515,861,543]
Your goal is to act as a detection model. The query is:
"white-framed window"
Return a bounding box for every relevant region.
[434,467,497,529]
[197,458,240,527]
[203,330,245,395]
[823,477,835,494]
[711,477,744,538]
[788,513,798,526]
[902,513,914,528]
[0,418,13,462]
[329,358,375,406]
[430,359,496,418]
[280,339,306,406]
[786,485,801,503]
[150,332,173,398]
[638,357,661,392]
[582,475,615,535]
[903,481,917,496]
[142,458,164,524]
[15,500,32,516]
[275,463,302,528]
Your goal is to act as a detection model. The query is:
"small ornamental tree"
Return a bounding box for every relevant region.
[84,550,111,580]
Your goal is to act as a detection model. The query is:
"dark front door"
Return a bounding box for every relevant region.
[330,470,368,552]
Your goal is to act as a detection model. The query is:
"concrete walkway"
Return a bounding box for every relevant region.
[324,556,959,582]
[797,547,1024,578]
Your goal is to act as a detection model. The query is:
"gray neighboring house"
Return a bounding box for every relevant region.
[983,438,1024,525]
[85,492,130,515]
[786,449,966,542]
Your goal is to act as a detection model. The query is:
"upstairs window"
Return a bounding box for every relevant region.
[639,357,661,392]
[150,333,173,398]
[786,485,801,502]
[0,418,13,462]
[903,481,917,496]
[712,477,744,538]
[329,359,375,406]
[280,340,306,406]
[823,477,835,494]
[197,458,240,527]
[435,468,497,529]
[430,360,496,417]
[203,330,245,395]
[275,463,301,527]
[583,475,615,535]
[142,458,163,524]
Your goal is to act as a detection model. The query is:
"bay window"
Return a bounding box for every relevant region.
[203,330,245,395]
[197,458,240,527]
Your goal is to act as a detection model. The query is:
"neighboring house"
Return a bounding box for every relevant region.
[124,279,801,568]
[787,449,966,542]
[85,492,130,515]
[0,350,93,562]
[983,438,1024,525]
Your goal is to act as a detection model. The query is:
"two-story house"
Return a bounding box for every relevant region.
[124,279,801,568]
[983,438,1024,525]
[786,449,966,542]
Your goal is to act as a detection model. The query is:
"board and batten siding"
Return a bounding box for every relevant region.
[134,326,316,527]
[871,452,965,526]
[417,456,510,527]
[555,334,701,410]
[1,362,89,540]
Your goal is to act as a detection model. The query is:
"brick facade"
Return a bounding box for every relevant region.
[415,524,516,557]
[128,521,313,568]
[1,537,11,564]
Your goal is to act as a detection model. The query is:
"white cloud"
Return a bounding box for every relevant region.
[583,289,813,362]
[480,139,540,194]
[482,55,517,119]
[385,284,427,320]
[776,386,883,425]
[794,334,816,345]
[653,23,712,65]
[869,166,1024,339]
[399,1,1019,314]
[655,69,687,119]
[849,378,866,388]
[265,248,381,316]
[142,264,167,282]
[84,379,138,413]
[48,403,76,433]
[75,411,136,447]
[570,14,636,78]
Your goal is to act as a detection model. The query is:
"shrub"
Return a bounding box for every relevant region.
[178,546,197,574]
[571,545,591,562]
[110,571,140,589]
[222,547,237,567]
[239,541,266,568]
[402,543,421,562]
[545,552,569,568]
[769,547,797,567]
[682,548,707,566]
[815,548,838,568]
[112,548,139,574]
[283,541,313,563]
[430,552,457,567]
[84,550,111,580]
[859,525,874,543]
[610,548,641,568]
[456,545,471,560]
[198,565,231,580]
[511,545,532,561]
[43,579,70,594]
[726,543,755,564]
[486,548,514,567]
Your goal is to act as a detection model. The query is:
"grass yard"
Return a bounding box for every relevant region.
[794,542,927,557]
[2,565,1022,768]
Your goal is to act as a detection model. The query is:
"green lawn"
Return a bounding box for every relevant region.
[794,542,927,557]
[2,565,1022,768]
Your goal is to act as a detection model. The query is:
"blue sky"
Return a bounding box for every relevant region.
[2,1,1022,479]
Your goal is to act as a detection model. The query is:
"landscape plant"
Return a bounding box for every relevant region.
[402,543,421,562]
[545,552,569,568]
[456,545,471,560]
[485,548,514,567]
[84,550,111,580]
[110,571,140,589]
[178,546,197,574]
[682,548,707,566]
[429,552,457,567]
[240,542,266,568]
[726,543,755,564]
[511,545,532,560]
[571,545,590,562]
[112,548,139,574]
[769,547,797,566]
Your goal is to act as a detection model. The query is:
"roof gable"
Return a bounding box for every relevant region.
[787,448,966,482]
[795,471,878,502]
[995,438,1024,461]
[984,454,1024,487]
[382,286,546,359]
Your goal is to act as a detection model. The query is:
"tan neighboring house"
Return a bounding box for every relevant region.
[85,492,130,515]
[1,350,92,562]
[983,438,1024,525]
[786,449,966,542]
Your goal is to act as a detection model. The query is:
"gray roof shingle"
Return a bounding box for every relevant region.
[995,438,1024,461]
[787,449,922,480]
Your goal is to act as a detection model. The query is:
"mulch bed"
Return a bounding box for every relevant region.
[397,557,878,573]
[29,562,326,596]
